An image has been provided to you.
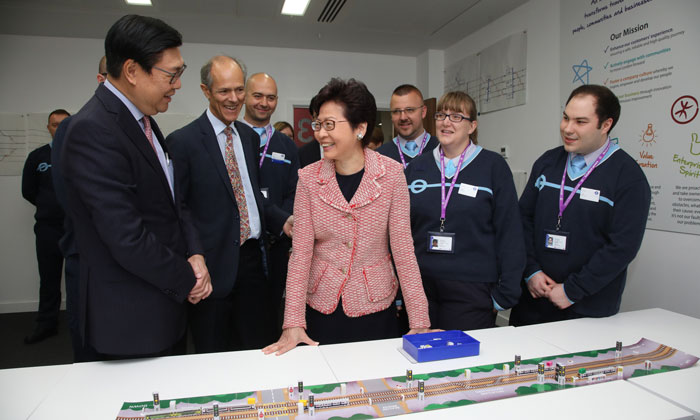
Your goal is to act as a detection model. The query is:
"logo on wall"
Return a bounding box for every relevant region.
[572,59,592,85]
[691,133,700,156]
[671,95,698,125]
[640,123,657,147]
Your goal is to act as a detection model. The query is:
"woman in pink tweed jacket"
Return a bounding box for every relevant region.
[264,79,430,355]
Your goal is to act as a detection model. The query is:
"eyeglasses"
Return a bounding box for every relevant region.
[390,106,424,116]
[311,120,349,131]
[434,112,472,123]
[153,64,187,84]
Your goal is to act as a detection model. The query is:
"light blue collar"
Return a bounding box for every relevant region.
[432,143,481,179]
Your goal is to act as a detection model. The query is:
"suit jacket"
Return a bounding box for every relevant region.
[259,130,300,234]
[166,113,269,299]
[61,84,201,355]
[298,140,322,168]
[51,116,78,256]
[283,148,430,330]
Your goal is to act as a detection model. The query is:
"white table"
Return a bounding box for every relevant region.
[12,308,699,420]
[629,365,700,419]
[514,308,700,419]
[28,346,336,420]
[319,326,567,383]
[0,364,70,420]
[514,308,700,356]
[406,379,693,419]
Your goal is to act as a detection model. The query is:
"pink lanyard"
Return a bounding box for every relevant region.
[258,125,273,168]
[557,141,611,230]
[395,132,429,169]
[439,146,469,232]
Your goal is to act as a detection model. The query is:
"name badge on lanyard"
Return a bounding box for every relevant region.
[549,142,610,253]
[258,125,274,168]
[427,146,468,254]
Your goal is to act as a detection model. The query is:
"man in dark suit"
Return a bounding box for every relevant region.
[50,56,107,361]
[167,56,274,353]
[242,72,299,333]
[61,15,211,359]
[21,109,69,345]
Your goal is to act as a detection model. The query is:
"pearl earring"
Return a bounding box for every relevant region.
[357,133,363,141]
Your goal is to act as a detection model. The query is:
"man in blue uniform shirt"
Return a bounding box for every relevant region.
[242,72,299,332]
[510,85,651,326]
[376,84,438,169]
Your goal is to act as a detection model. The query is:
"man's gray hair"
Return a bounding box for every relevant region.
[200,55,247,89]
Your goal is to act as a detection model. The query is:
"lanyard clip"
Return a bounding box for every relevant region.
[556,215,562,232]
[439,218,445,233]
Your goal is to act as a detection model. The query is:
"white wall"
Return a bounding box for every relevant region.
[443,0,700,319]
[0,34,417,313]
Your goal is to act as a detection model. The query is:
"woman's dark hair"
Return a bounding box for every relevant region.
[310,78,377,147]
[105,14,182,78]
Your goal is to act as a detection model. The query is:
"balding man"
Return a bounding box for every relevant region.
[242,73,299,333]
[167,56,274,352]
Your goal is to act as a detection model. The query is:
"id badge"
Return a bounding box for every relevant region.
[427,231,455,254]
[544,229,569,253]
[271,152,286,163]
[260,187,269,199]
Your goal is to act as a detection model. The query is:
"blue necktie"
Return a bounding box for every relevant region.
[445,161,457,178]
[571,155,586,171]
[254,127,267,147]
[404,141,418,154]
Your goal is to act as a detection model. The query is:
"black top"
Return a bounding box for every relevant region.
[22,143,64,224]
[336,168,365,203]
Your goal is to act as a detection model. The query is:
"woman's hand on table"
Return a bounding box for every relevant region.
[406,328,443,335]
[262,327,319,356]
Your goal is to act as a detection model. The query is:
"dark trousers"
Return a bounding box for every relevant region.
[189,239,275,353]
[84,333,187,361]
[423,275,497,331]
[64,254,98,362]
[33,222,64,330]
[306,300,399,345]
[267,235,291,334]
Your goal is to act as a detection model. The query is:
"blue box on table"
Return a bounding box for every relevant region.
[403,330,480,362]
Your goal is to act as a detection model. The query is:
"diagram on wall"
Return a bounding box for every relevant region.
[444,32,527,114]
[0,113,27,176]
[560,0,700,235]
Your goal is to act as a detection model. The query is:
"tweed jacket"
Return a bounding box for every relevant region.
[283,148,430,330]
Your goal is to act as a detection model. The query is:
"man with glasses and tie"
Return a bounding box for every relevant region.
[241,73,299,334]
[510,85,651,326]
[167,56,274,353]
[62,15,211,359]
[376,85,439,332]
[377,84,439,169]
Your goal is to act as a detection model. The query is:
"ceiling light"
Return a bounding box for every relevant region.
[281,0,310,16]
[125,0,152,5]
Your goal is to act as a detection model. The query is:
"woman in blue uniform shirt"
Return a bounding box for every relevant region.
[404,91,525,330]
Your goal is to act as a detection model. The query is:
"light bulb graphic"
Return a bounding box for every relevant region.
[640,123,656,146]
